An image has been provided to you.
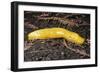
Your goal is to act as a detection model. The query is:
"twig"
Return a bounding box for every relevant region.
[24,40,37,51]
[63,39,90,57]
[24,22,38,30]
[24,41,33,51]
[38,17,76,26]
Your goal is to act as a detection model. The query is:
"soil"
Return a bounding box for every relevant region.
[24,11,90,61]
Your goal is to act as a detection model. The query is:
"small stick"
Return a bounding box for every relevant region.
[24,22,38,29]
[63,39,90,57]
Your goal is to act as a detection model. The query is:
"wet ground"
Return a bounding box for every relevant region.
[24,11,90,61]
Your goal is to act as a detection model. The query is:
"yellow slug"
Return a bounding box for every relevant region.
[28,28,85,45]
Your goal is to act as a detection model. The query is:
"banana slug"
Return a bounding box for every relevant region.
[28,28,85,45]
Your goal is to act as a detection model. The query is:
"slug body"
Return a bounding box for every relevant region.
[28,28,85,45]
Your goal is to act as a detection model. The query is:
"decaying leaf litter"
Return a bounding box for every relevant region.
[24,11,90,61]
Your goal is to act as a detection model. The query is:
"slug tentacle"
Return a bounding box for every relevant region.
[28,28,85,45]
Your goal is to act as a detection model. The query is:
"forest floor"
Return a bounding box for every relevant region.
[24,12,90,61]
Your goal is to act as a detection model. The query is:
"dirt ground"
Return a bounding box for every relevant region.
[24,11,90,61]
